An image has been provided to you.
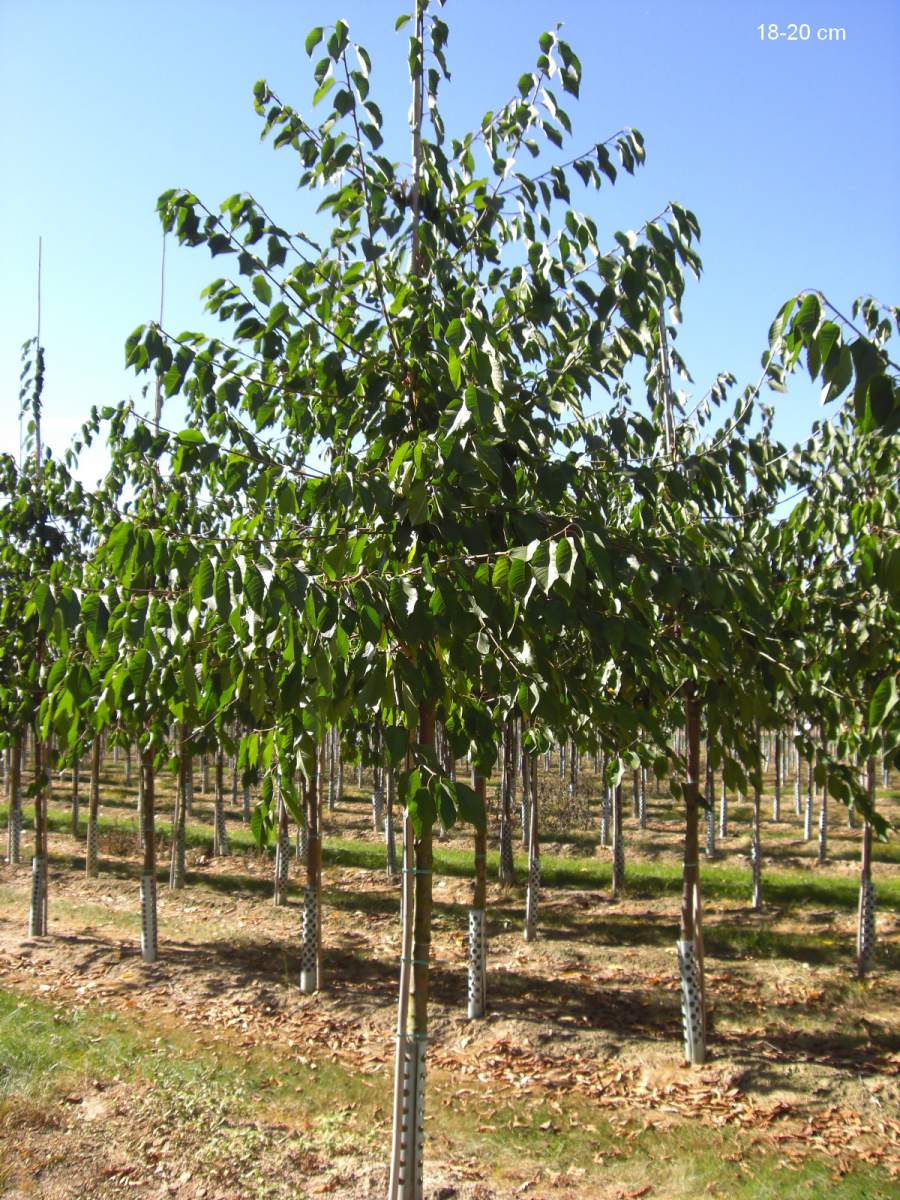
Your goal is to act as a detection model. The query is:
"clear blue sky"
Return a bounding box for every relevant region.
[2,0,898,486]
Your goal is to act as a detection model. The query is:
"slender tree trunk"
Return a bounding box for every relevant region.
[373,763,385,832]
[817,765,828,865]
[328,724,337,811]
[136,753,145,851]
[519,718,530,849]
[301,757,321,992]
[772,731,781,821]
[388,808,415,1199]
[29,734,48,937]
[600,781,611,846]
[169,738,187,890]
[678,693,705,1064]
[751,728,762,912]
[140,748,158,962]
[273,784,290,907]
[85,737,101,878]
[704,747,715,859]
[857,759,876,977]
[638,765,647,830]
[70,753,80,837]
[611,780,625,899]
[385,761,398,877]
[631,768,640,820]
[468,770,487,1018]
[6,736,22,865]
[524,739,540,940]
[497,722,514,885]
[388,696,436,1200]
[213,746,229,856]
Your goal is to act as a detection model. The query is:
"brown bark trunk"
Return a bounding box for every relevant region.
[681,696,701,942]
[141,749,155,878]
[86,737,100,874]
[7,737,22,864]
[472,770,487,911]
[409,700,435,1038]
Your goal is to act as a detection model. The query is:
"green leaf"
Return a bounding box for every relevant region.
[407,480,428,525]
[129,649,151,692]
[305,26,324,56]
[555,535,575,584]
[244,563,265,613]
[528,540,557,594]
[438,782,456,831]
[508,557,529,596]
[448,779,486,832]
[448,346,461,389]
[384,726,408,766]
[251,800,273,849]
[252,275,273,306]
[446,318,465,347]
[192,557,214,606]
[869,675,899,731]
[313,77,335,106]
[794,292,821,335]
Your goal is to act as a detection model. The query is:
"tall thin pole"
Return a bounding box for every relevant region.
[34,238,43,476]
[153,231,167,435]
[658,302,676,460]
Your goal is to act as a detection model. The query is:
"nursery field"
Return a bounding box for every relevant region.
[1,755,898,1200]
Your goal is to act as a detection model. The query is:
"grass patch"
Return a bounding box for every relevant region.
[1,987,895,1198]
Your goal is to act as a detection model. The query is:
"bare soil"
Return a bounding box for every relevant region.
[1,759,898,1198]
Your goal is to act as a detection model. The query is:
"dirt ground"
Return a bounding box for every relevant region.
[1,758,898,1198]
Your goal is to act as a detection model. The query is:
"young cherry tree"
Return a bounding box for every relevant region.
[110,1,805,1190]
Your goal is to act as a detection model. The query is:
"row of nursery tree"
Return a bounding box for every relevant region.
[2,4,897,1196]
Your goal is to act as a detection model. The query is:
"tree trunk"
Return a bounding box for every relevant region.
[85,737,101,878]
[678,693,705,1065]
[71,754,80,837]
[373,764,385,832]
[751,728,762,912]
[524,739,540,941]
[169,738,187,890]
[29,734,48,937]
[497,723,514,885]
[140,748,158,963]
[857,759,876,977]
[213,746,229,856]
[6,736,22,865]
[704,748,715,859]
[273,784,290,907]
[632,768,640,820]
[467,769,487,1018]
[301,757,321,992]
[772,731,782,821]
[385,761,398,877]
[611,781,625,898]
[388,698,435,1199]
[817,766,828,865]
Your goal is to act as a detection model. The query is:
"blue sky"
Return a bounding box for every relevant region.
[2,0,897,486]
